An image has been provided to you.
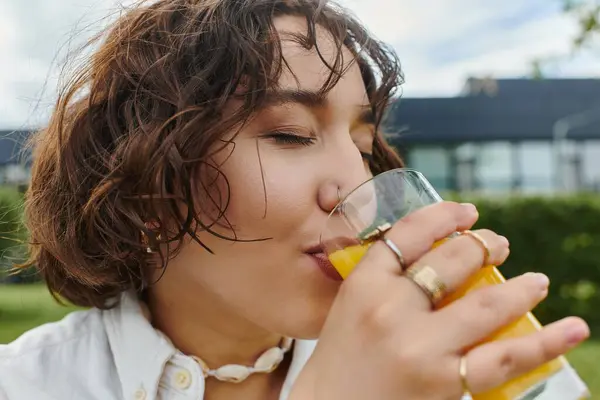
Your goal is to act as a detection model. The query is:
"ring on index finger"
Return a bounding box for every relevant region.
[360,223,407,273]
[381,237,407,272]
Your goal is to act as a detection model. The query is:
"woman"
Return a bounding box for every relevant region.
[0,0,589,399]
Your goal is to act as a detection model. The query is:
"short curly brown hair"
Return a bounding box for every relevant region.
[23,0,405,309]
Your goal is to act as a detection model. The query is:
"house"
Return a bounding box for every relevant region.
[0,130,31,185]
[2,78,600,193]
[387,78,600,193]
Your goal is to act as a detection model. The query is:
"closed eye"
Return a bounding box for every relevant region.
[263,131,373,163]
[263,131,316,146]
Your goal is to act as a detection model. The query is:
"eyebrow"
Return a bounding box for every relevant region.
[262,88,376,125]
[262,89,328,108]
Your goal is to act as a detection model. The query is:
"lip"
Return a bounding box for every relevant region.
[304,237,360,281]
[306,236,360,253]
[307,252,343,281]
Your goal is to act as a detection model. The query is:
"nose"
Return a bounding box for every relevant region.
[318,182,342,214]
[317,142,371,214]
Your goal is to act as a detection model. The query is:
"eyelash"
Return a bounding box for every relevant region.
[264,131,374,162]
[265,131,315,146]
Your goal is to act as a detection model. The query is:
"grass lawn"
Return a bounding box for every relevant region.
[1,284,599,397]
[0,284,80,344]
[568,341,600,398]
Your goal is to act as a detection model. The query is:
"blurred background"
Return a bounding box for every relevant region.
[1,0,600,394]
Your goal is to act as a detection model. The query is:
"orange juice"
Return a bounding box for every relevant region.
[328,243,584,400]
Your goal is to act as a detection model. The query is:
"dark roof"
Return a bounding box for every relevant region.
[0,130,30,165]
[465,78,600,101]
[387,78,600,144]
[2,79,600,158]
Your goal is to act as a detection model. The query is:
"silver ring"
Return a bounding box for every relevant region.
[382,238,406,272]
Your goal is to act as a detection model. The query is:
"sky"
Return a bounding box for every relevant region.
[1,0,598,129]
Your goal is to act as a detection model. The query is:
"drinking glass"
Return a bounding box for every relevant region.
[320,168,590,400]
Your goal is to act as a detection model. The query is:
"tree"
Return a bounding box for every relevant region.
[563,0,600,49]
[529,1,599,78]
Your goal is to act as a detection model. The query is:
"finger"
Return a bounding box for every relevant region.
[408,229,509,298]
[358,202,479,277]
[463,317,590,394]
[435,272,549,349]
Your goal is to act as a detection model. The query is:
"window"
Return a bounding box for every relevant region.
[408,146,450,191]
[476,142,513,192]
[518,141,553,193]
[581,140,600,191]
[455,143,477,191]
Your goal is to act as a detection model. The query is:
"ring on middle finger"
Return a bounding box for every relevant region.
[404,264,448,307]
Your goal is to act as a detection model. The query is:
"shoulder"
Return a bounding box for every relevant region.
[0,308,102,358]
[0,309,122,400]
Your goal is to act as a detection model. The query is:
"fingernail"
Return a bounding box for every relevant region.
[536,273,550,289]
[566,323,589,346]
[526,273,549,289]
[461,203,477,214]
[499,235,509,245]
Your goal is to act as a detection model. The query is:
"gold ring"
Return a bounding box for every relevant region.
[404,264,447,307]
[460,230,491,266]
[459,355,472,395]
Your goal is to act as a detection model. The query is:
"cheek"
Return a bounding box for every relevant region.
[206,149,317,236]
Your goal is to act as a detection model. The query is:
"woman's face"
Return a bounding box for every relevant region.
[153,15,376,339]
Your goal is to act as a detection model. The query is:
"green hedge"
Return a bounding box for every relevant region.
[451,194,600,333]
[0,186,30,283]
[1,186,600,332]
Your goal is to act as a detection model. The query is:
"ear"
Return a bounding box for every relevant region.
[141,221,162,253]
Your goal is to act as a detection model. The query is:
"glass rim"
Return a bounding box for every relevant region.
[326,168,429,220]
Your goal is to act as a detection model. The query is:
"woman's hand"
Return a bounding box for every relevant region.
[290,202,589,400]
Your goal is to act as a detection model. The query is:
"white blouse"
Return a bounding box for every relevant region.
[0,292,318,400]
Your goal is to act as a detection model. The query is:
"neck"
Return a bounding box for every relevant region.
[146,286,285,369]
[145,280,291,400]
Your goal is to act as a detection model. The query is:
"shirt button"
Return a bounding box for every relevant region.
[174,369,192,389]
[134,388,146,400]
